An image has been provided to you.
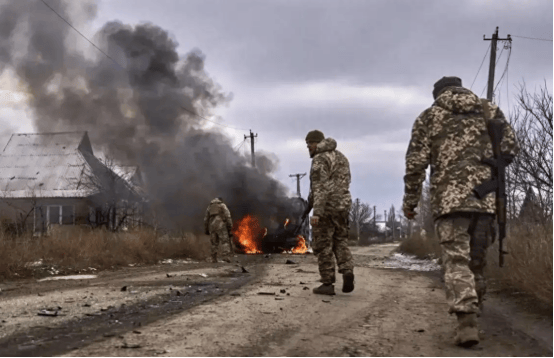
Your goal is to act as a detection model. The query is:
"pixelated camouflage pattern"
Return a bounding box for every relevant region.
[435,214,480,313]
[204,198,233,233]
[468,214,494,303]
[204,198,233,258]
[403,87,519,220]
[311,212,354,284]
[308,138,352,218]
[210,228,231,257]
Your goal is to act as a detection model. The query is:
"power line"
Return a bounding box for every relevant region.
[39,0,248,132]
[470,43,491,90]
[494,44,512,95]
[511,34,553,42]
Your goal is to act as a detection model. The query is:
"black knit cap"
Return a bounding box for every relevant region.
[433,76,462,99]
[305,130,325,143]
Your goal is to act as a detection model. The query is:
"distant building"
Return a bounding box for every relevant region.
[0,132,144,234]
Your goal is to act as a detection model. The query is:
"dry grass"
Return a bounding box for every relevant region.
[397,230,441,260]
[0,227,211,279]
[398,219,553,306]
[486,220,553,304]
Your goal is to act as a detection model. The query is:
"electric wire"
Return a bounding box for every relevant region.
[39,0,248,132]
[470,43,491,90]
[511,35,553,42]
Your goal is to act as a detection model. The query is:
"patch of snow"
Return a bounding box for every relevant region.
[384,253,440,272]
[38,274,97,282]
[25,259,44,268]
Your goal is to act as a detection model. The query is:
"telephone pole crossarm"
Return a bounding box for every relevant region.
[289,173,307,197]
[244,129,258,167]
[483,26,512,102]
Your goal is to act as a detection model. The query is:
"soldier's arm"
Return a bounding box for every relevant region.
[223,204,233,231]
[311,155,331,217]
[492,105,520,162]
[402,110,431,213]
[203,207,210,233]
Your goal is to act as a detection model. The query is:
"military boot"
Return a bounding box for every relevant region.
[455,312,480,347]
[312,283,335,295]
[342,271,354,293]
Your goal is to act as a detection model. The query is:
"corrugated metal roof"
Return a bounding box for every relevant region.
[0,132,98,198]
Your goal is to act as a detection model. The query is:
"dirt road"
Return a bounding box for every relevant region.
[0,244,551,356]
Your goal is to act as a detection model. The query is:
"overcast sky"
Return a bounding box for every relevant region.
[0,0,552,217]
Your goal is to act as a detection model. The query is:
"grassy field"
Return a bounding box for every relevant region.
[0,227,211,279]
[398,219,553,305]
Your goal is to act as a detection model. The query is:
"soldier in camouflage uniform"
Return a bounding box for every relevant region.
[204,197,233,263]
[402,76,519,347]
[305,130,354,296]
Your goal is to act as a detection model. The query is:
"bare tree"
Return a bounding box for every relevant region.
[350,198,372,241]
[0,186,38,237]
[74,156,142,231]
[414,177,434,236]
[508,81,552,221]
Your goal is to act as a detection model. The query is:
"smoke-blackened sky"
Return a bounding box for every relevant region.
[0,0,552,219]
[0,0,297,231]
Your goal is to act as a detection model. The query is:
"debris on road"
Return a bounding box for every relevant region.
[121,342,141,349]
[285,259,298,265]
[258,292,275,296]
[38,308,64,317]
[303,287,309,290]
[121,286,127,292]
[280,289,286,294]
[166,273,173,278]
[38,274,97,282]
[322,300,331,303]
[241,266,249,273]
[133,330,142,334]
[199,273,208,278]
[275,297,285,300]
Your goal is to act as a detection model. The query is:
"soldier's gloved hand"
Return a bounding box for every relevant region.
[310,215,319,227]
[403,208,416,220]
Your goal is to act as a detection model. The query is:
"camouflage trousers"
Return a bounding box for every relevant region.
[312,212,354,285]
[435,213,495,314]
[210,228,232,258]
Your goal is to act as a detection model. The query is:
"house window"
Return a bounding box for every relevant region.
[46,205,75,226]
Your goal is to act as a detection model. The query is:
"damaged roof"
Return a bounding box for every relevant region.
[0,132,137,199]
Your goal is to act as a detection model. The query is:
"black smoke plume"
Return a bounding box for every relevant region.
[0,0,299,231]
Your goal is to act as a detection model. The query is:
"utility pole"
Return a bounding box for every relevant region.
[355,198,360,241]
[289,173,306,197]
[484,27,512,102]
[244,130,258,167]
[373,206,376,231]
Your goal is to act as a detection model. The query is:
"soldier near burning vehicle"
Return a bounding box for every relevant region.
[304,130,355,295]
[204,197,233,263]
[402,76,519,347]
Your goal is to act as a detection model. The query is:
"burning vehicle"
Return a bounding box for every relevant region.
[232,197,310,254]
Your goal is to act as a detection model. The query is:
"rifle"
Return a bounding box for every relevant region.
[473,100,510,267]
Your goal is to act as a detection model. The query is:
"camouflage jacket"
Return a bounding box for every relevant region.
[308,138,352,217]
[204,198,233,233]
[403,87,519,220]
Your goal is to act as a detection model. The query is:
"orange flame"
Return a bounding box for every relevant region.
[232,214,263,254]
[291,235,308,254]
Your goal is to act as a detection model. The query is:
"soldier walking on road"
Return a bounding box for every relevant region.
[402,76,519,347]
[304,130,354,296]
[204,197,233,263]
